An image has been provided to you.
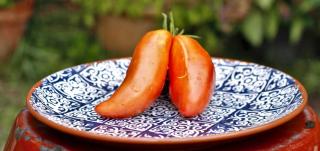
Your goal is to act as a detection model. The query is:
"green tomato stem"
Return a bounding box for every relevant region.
[185,35,201,39]
[169,12,175,35]
[161,13,168,30]
[162,12,200,38]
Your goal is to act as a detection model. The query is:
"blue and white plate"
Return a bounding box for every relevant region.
[26,58,307,144]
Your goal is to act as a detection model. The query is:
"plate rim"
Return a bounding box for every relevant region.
[25,57,308,145]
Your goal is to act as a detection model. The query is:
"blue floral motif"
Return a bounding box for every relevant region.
[28,58,304,139]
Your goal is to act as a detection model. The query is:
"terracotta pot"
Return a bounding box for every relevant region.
[95,15,156,57]
[0,0,33,62]
[4,106,320,151]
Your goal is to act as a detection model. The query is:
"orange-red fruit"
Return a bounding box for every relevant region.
[95,30,172,118]
[169,35,215,117]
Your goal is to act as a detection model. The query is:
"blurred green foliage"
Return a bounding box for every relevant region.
[0,0,14,7]
[4,0,107,82]
[70,0,320,96]
[71,0,164,27]
[2,0,320,95]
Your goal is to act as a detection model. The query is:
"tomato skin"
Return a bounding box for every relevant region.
[95,30,172,118]
[169,35,215,117]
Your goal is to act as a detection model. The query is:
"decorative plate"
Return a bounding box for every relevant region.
[26,58,307,144]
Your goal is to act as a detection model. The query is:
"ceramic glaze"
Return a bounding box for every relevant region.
[27,58,305,139]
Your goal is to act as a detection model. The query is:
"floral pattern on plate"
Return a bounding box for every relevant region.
[28,58,304,139]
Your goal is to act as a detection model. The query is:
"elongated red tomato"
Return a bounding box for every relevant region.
[169,35,215,117]
[95,30,172,118]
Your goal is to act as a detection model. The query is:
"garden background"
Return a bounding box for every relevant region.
[0,0,320,148]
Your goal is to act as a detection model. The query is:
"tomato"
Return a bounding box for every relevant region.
[169,35,215,117]
[95,30,172,118]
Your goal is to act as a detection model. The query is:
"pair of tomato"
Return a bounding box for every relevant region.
[95,29,215,118]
